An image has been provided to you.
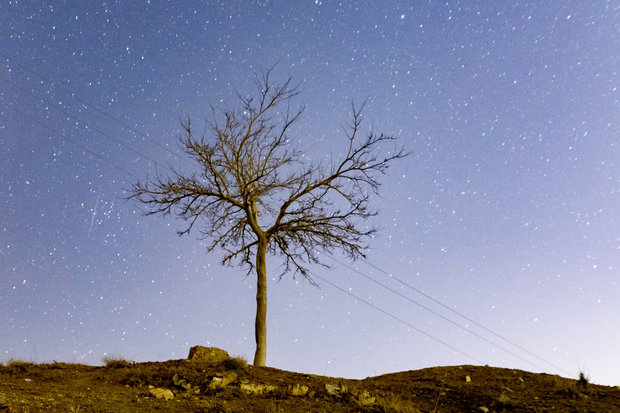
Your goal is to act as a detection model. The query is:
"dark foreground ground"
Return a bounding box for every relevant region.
[1,356,619,412]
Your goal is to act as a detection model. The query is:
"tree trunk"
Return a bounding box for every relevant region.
[253,235,268,366]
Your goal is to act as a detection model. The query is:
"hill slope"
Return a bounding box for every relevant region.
[1,356,619,412]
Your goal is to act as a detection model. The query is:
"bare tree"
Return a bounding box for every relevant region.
[130,69,408,366]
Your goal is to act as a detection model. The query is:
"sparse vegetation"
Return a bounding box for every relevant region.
[219,355,248,372]
[430,373,448,412]
[1,358,35,374]
[102,354,133,368]
[553,374,590,400]
[374,394,422,413]
[578,370,590,392]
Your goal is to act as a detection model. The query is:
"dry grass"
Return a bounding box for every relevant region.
[374,394,422,413]
[1,359,36,374]
[102,354,134,368]
[219,355,248,371]
[552,373,590,400]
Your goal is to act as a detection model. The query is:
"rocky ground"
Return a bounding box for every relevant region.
[1,347,619,412]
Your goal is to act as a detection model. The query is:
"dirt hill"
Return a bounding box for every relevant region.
[1,354,619,412]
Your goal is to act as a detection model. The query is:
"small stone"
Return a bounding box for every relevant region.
[325,383,347,396]
[149,388,174,400]
[222,371,238,384]
[478,407,489,413]
[209,377,224,389]
[209,371,238,389]
[240,383,277,394]
[498,393,511,403]
[356,390,376,406]
[173,373,192,390]
[465,375,471,383]
[289,383,309,396]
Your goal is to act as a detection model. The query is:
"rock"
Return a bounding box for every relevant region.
[222,371,238,384]
[208,372,238,389]
[356,390,376,406]
[240,383,277,395]
[289,383,309,396]
[149,387,174,400]
[172,373,192,390]
[325,383,347,396]
[187,346,229,363]
[209,376,225,389]
[478,407,489,413]
[465,375,472,383]
[498,393,511,403]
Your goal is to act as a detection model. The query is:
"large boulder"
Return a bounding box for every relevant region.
[187,346,229,363]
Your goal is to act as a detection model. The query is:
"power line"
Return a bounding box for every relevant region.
[0,49,191,163]
[1,76,163,168]
[325,254,554,374]
[359,257,572,376]
[1,96,141,180]
[309,270,483,364]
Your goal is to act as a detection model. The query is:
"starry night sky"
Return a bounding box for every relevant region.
[1,1,619,385]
